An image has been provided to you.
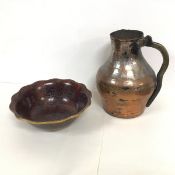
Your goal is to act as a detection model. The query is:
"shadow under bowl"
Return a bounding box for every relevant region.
[9,79,92,130]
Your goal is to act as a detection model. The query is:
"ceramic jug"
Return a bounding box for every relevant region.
[96,29,169,118]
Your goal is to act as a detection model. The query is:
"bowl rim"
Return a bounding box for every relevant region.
[10,78,92,125]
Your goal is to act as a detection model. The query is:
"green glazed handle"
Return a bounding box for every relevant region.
[143,36,169,107]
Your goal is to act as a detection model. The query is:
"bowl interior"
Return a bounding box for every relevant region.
[14,80,90,122]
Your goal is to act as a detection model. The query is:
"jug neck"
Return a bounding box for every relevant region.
[110,29,144,60]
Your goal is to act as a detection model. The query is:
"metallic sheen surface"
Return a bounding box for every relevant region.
[96,29,169,118]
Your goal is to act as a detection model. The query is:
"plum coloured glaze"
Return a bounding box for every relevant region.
[10,79,92,124]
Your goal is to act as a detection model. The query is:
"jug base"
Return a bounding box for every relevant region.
[103,105,144,119]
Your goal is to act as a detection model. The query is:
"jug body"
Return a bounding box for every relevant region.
[96,30,169,118]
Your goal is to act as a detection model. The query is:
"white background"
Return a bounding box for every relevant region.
[0,0,175,174]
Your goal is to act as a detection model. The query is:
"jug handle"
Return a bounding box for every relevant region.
[142,35,169,107]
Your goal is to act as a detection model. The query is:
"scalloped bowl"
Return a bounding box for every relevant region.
[9,79,92,128]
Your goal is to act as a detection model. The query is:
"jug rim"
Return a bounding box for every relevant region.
[110,29,143,41]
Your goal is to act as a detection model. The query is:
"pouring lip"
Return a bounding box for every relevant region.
[110,29,144,41]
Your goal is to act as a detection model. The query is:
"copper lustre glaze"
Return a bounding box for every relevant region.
[10,79,92,127]
[96,29,169,118]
